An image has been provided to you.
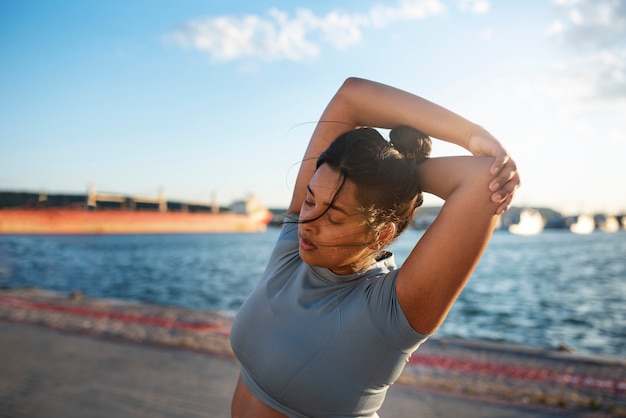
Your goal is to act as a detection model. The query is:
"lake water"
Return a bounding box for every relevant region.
[0,228,624,357]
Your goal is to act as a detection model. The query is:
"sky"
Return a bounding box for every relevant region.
[1,0,625,215]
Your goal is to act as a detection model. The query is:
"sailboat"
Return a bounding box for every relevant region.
[570,214,595,234]
[509,209,544,236]
[598,215,620,233]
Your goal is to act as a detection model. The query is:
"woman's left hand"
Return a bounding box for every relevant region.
[467,130,520,214]
[489,157,520,214]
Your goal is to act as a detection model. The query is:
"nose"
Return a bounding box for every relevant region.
[299,214,317,231]
[299,208,322,231]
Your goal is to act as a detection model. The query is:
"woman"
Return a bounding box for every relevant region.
[230,77,520,417]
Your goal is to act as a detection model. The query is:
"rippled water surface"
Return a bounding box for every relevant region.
[0,228,624,357]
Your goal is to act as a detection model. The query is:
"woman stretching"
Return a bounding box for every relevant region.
[230,77,520,417]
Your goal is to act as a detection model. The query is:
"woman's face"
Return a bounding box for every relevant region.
[298,164,376,275]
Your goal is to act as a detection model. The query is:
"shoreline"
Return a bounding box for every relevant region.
[1,287,624,416]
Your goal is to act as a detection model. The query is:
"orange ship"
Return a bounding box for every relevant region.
[0,191,274,234]
[0,208,273,234]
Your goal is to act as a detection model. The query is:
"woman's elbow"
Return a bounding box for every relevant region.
[420,156,495,202]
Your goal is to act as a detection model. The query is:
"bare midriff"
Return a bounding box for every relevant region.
[231,375,288,418]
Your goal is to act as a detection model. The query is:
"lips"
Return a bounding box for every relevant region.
[299,235,317,251]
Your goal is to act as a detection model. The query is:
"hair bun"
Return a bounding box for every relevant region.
[389,126,431,163]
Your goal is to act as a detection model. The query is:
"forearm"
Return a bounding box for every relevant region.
[329,77,485,150]
[332,77,517,214]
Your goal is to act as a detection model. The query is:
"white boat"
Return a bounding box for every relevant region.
[598,215,620,233]
[509,209,544,236]
[570,214,595,234]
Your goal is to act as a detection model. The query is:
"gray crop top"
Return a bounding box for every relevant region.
[230,215,430,417]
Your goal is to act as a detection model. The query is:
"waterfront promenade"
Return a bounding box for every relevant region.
[0,288,623,417]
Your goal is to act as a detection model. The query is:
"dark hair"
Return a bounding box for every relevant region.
[316,126,431,247]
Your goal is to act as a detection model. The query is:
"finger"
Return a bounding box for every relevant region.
[491,172,521,202]
[489,159,517,191]
[489,151,510,176]
[496,194,514,215]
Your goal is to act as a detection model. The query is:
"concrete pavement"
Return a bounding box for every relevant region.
[0,321,609,418]
[0,288,623,418]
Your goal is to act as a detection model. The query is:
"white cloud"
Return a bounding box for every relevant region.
[368,0,445,27]
[568,8,584,25]
[166,10,320,62]
[457,0,490,14]
[546,0,626,101]
[520,52,626,113]
[164,0,449,63]
[551,0,626,48]
[589,48,626,98]
[545,20,564,35]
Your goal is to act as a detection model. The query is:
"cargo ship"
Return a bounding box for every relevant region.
[0,190,274,234]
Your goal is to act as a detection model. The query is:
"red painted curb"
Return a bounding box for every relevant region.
[0,296,217,331]
[408,353,625,393]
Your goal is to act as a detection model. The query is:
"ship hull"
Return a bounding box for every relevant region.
[0,209,273,234]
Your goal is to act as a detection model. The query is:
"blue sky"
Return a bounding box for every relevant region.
[1,0,625,214]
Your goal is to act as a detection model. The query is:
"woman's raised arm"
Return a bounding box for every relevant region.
[396,156,502,335]
[287,77,516,215]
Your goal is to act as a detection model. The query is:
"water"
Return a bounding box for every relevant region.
[0,228,624,357]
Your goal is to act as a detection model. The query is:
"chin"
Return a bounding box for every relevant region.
[298,247,315,264]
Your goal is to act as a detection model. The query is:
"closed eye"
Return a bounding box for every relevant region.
[305,183,349,225]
